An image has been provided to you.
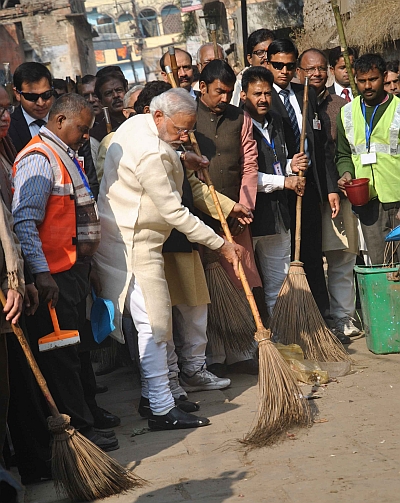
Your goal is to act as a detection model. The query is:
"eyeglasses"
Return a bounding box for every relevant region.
[17,89,54,102]
[0,105,15,118]
[269,61,297,71]
[166,115,195,135]
[298,66,328,75]
[252,49,268,58]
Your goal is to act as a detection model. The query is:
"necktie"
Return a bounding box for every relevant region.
[341,88,351,103]
[33,119,46,128]
[279,89,301,152]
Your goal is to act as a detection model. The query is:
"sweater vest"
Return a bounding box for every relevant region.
[341,96,400,203]
[13,136,77,274]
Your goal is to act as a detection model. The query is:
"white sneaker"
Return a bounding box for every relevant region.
[169,374,188,400]
[179,369,231,392]
[335,316,361,337]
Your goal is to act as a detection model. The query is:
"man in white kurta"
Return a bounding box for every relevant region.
[94,88,240,430]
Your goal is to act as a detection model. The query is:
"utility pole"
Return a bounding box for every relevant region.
[241,0,248,66]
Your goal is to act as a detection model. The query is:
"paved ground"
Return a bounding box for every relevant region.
[24,334,400,503]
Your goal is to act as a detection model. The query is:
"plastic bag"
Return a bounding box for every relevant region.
[276,343,329,384]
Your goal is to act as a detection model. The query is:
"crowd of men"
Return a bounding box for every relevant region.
[0,26,400,488]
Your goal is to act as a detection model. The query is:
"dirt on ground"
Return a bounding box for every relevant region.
[24,335,400,503]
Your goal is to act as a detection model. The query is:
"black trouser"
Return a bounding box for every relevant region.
[6,326,51,480]
[0,334,9,468]
[287,182,330,317]
[25,263,93,432]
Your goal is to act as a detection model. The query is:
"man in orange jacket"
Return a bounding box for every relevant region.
[12,94,117,452]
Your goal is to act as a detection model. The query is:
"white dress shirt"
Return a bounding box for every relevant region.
[22,107,49,138]
[252,118,285,194]
[334,81,353,101]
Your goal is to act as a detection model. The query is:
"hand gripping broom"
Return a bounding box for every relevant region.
[167,65,311,446]
[269,78,351,363]
[0,291,144,501]
[165,56,256,354]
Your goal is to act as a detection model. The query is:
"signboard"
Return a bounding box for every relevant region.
[181,0,202,13]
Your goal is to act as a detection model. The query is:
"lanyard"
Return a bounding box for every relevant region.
[259,129,278,161]
[73,157,94,200]
[361,98,386,152]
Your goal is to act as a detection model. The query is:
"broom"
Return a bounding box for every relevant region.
[0,290,144,501]
[166,62,310,445]
[269,78,351,363]
[165,56,256,354]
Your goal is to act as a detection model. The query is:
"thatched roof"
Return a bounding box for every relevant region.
[345,0,400,52]
[295,0,400,54]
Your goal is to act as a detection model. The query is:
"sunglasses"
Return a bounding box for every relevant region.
[17,89,54,102]
[0,105,15,118]
[269,61,297,71]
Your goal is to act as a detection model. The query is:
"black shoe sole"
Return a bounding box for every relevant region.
[148,417,210,430]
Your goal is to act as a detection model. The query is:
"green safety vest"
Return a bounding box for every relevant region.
[341,95,400,203]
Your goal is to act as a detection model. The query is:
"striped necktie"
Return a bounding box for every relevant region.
[279,88,300,152]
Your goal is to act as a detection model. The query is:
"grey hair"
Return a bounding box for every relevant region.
[149,88,196,117]
[123,85,144,107]
[49,93,94,120]
[196,42,226,63]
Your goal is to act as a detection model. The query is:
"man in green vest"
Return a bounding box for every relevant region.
[337,53,400,265]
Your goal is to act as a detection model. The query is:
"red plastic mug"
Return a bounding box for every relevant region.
[344,178,370,206]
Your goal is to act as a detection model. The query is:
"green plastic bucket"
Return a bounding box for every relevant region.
[355,264,400,354]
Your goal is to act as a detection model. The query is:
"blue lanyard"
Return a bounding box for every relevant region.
[261,135,278,161]
[73,157,94,200]
[361,100,382,152]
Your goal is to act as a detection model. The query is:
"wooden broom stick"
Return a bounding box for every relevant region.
[294,76,309,262]
[168,46,180,90]
[330,0,358,98]
[209,23,219,59]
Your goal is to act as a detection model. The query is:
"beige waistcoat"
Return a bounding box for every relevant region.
[93,114,224,343]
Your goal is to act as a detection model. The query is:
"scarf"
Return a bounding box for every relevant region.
[40,132,101,259]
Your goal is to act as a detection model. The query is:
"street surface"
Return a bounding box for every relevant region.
[24,335,400,503]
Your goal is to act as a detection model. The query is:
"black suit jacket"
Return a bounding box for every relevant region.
[270,83,335,201]
[327,84,336,95]
[8,105,32,154]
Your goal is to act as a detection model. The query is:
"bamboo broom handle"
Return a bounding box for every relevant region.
[294,77,309,262]
[330,0,358,98]
[209,24,219,59]
[165,66,265,331]
[103,107,112,134]
[168,47,180,91]
[0,290,60,418]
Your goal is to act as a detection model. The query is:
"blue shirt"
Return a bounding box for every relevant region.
[12,127,77,274]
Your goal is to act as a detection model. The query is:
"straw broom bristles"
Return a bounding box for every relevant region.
[242,328,312,448]
[205,255,256,354]
[270,261,352,362]
[49,414,145,501]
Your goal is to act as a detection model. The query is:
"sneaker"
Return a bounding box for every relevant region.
[179,368,231,392]
[334,316,361,337]
[169,374,188,401]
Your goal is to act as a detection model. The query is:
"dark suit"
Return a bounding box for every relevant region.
[327,84,335,95]
[8,105,31,154]
[270,83,330,316]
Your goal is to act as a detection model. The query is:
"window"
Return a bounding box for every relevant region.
[138,9,160,38]
[87,8,117,34]
[161,5,182,35]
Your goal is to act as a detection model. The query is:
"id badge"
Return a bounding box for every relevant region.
[313,118,321,130]
[77,156,85,171]
[273,161,283,176]
[360,152,377,165]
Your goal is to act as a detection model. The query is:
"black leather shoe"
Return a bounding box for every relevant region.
[148,406,210,430]
[334,332,352,345]
[95,384,109,394]
[207,363,227,377]
[138,396,200,418]
[92,407,121,429]
[83,429,119,452]
[227,358,259,375]
[94,428,116,439]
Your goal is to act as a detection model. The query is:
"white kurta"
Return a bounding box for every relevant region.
[93,114,224,343]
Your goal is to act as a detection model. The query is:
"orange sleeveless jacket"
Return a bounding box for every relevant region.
[13,135,77,274]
